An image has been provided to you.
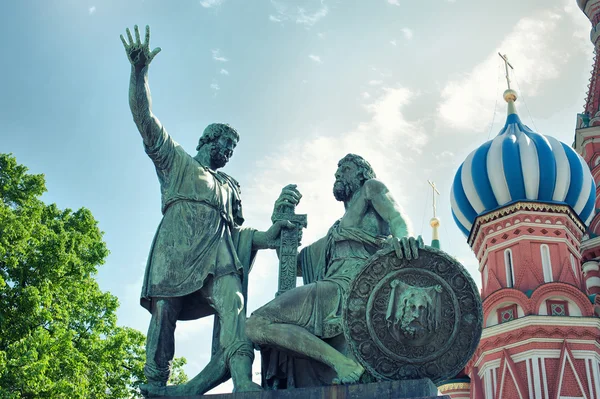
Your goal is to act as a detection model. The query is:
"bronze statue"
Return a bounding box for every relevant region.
[120,25,298,396]
[246,154,424,387]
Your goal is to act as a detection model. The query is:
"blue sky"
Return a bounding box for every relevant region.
[0,0,594,392]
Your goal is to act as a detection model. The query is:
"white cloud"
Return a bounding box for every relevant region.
[308,54,322,63]
[371,67,392,78]
[369,79,383,86]
[220,68,229,75]
[243,86,428,247]
[387,0,400,5]
[401,27,413,40]
[564,1,594,51]
[362,92,371,99]
[269,14,282,22]
[211,49,228,62]
[175,318,213,341]
[210,81,220,91]
[390,39,397,46]
[270,0,329,28]
[88,6,96,15]
[437,10,577,132]
[435,150,455,161]
[200,0,224,8]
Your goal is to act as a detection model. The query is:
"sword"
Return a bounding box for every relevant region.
[272,203,307,296]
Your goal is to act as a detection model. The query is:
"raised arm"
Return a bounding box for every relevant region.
[120,25,163,147]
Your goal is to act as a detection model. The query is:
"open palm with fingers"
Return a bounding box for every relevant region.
[120,25,161,72]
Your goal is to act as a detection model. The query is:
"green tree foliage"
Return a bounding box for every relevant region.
[0,154,186,398]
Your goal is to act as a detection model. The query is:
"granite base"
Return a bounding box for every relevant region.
[153,379,448,399]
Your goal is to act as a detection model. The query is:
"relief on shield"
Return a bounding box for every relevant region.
[385,281,442,345]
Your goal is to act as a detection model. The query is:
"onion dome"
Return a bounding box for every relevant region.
[451,89,596,237]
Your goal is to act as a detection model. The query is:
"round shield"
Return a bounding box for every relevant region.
[343,246,482,383]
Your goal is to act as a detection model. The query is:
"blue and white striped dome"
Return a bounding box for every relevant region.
[451,91,596,237]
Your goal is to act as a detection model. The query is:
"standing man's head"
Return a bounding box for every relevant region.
[333,154,376,202]
[196,123,240,169]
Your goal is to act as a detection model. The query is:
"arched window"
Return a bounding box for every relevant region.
[570,254,579,280]
[541,244,553,283]
[504,249,515,288]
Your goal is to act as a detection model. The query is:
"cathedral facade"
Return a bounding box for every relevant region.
[438,1,600,398]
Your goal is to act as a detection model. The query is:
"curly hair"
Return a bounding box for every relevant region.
[196,123,240,151]
[338,153,376,183]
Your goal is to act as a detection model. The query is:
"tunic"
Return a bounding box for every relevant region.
[140,128,255,321]
[258,221,387,388]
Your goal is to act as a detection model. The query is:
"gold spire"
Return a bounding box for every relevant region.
[428,180,441,248]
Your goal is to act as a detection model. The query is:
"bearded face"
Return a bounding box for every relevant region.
[207,134,237,169]
[209,142,231,169]
[333,161,363,202]
[333,178,361,202]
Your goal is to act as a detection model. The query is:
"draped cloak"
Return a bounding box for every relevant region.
[140,127,256,321]
[259,221,386,389]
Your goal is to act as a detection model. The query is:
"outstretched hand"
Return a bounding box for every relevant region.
[120,25,161,72]
[387,235,424,260]
[265,220,303,248]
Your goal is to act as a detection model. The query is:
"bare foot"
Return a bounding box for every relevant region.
[233,380,263,393]
[332,359,365,385]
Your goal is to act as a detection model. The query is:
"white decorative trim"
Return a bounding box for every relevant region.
[556,349,589,399]
[541,244,553,283]
[582,261,599,274]
[493,365,498,398]
[581,235,600,252]
[571,254,580,282]
[469,203,585,247]
[478,359,502,377]
[500,357,525,399]
[570,350,600,361]
[512,350,561,363]
[585,358,593,399]
[486,367,495,399]
[592,359,600,399]
[475,220,582,265]
[542,357,549,399]
[526,358,534,399]
[481,316,600,338]
[585,276,600,288]
[532,356,542,399]
[478,235,581,271]
[474,341,600,369]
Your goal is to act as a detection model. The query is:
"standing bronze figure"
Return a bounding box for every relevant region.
[120,25,297,397]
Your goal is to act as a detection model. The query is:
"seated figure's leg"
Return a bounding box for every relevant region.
[246,282,364,384]
[144,297,183,386]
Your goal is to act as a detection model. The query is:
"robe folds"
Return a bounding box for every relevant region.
[139,127,256,321]
[259,221,386,389]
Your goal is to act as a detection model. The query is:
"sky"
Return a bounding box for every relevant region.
[0,0,595,393]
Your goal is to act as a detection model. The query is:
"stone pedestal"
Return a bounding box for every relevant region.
[153,379,447,399]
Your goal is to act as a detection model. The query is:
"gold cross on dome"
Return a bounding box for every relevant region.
[498,52,514,90]
[428,180,440,218]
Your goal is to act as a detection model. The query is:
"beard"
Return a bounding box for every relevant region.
[209,144,230,169]
[333,178,361,202]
